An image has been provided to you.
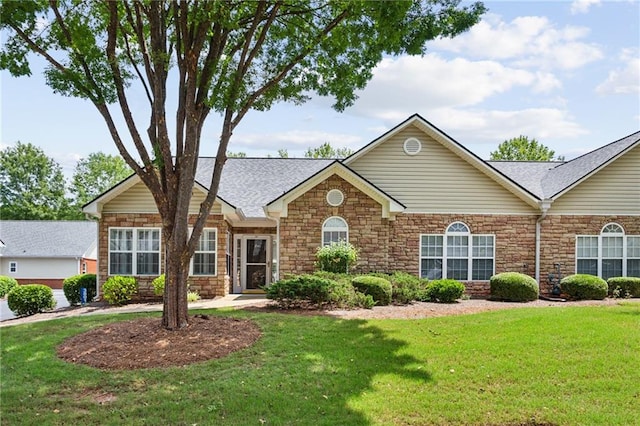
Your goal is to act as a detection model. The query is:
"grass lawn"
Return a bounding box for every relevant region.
[1,303,639,425]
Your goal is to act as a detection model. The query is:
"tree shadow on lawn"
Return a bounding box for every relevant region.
[0,311,431,425]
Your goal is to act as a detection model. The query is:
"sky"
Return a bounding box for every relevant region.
[1,0,639,178]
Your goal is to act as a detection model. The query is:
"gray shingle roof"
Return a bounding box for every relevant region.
[0,221,97,258]
[487,161,562,199]
[195,158,334,217]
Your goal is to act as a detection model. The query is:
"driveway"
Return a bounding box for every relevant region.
[0,289,70,321]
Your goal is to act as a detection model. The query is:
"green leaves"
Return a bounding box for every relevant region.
[490,135,561,161]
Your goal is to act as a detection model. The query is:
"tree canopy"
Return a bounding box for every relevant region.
[489,136,562,161]
[1,0,485,329]
[71,152,132,207]
[0,142,70,220]
[305,142,353,159]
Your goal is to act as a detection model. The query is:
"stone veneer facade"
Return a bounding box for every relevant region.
[98,213,230,300]
[278,175,541,297]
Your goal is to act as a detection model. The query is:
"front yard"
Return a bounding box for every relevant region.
[1,302,638,425]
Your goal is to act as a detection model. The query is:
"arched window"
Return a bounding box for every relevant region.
[322,217,348,246]
[420,222,494,281]
[577,223,639,279]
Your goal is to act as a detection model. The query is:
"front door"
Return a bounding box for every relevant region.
[235,235,271,293]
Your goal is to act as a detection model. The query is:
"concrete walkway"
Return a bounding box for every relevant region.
[0,294,269,328]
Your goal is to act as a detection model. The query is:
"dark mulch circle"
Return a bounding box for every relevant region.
[56,314,261,370]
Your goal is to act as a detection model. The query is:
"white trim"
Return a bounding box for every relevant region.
[108,227,161,276]
[9,261,17,274]
[322,216,349,246]
[575,222,640,278]
[190,228,218,277]
[403,137,422,155]
[326,189,345,206]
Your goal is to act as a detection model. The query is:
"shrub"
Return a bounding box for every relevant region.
[315,241,359,273]
[351,275,392,306]
[63,274,97,305]
[187,290,201,302]
[425,279,465,303]
[7,284,56,316]
[266,275,333,308]
[490,272,539,302]
[354,292,375,309]
[0,275,18,298]
[152,274,165,296]
[102,276,138,305]
[607,277,640,298]
[560,274,607,300]
[386,272,429,304]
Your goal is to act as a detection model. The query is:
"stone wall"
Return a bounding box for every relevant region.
[98,213,229,300]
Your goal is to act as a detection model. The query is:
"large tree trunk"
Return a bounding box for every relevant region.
[161,220,190,330]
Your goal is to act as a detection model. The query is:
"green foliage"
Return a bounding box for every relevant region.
[102,276,138,306]
[266,275,333,308]
[0,275,18,298]
[187,290,201,303]
[62,274,97,305]
[315,241,359,273]
[490,135,559,161]
[560,274,608,300]
[304,142,354,159]
[0,142,74,219]
[489,272,539,302]
[71,152,131,207]
[425,279,465,303]
[226,151,247,158]
[386,272,430,304]
[152,274,166,296]
[6,284,56,316]
[607,277,640,298]
[351,275,392,306]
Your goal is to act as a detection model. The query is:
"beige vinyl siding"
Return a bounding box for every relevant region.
[550,145,640,215]
[103,182,221,214]
[349,126,536,214]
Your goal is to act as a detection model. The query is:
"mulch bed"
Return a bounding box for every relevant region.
[56,314,261,370]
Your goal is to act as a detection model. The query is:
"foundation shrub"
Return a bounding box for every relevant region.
[490,272,539,302]
[187,290,201,302]
[607,277,640,298]
[152,274,165,296]
[266,275,332,308]
[0,275,18,298]
[7,284,56,316]
[102,276,138,305]
[63,274,97,305]
[315,241,359,274]
[386,272,429,304]
[425,279,465,303]
[560,274,607,300]
[351,275,392,306]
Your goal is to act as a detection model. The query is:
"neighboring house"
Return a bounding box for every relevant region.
[83,114,640,299]
[0,221,98,289]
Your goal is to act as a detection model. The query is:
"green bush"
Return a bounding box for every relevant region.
[315,241,359,273]
[7,284,56,316]
[607,277,640,298]
[152,274,165,296]
[560,274,607,300]
[386,272,429,304]
[425,279,465,303]
[490,272,539,302]
[63,274,97,305]
[354,292,375,309]
[102,276,138,305]
[0,275,18,298]
[351,275,392,306]
[266,274,333,308]
[187,290,201,302]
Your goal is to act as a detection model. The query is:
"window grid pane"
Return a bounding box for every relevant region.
[421,259,442,280]
[627,237,640,258]
[602,259,622,280]
[448,259,468,281]
[602,236,623,258]
[447,235,468,257]
[577,236,598,258]
[193,229,216,276]
[472,259,493,281]
[627,259,640,278]
[577,259,598,275]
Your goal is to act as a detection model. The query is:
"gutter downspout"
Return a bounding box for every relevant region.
[535,200,552,283]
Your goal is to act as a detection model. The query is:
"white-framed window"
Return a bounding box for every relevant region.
[420,221,494,281]
[191,228,217,276]
[9,261,17,274]
[576,223,640,279]
[109,228,160,275]
[226,231,232,277]
[322,216,348,246]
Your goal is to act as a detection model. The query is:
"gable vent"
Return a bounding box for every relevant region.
[326,189,344,206]
[403,137,422,155]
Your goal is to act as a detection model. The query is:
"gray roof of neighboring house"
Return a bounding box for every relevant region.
[488,130,640,199]
[195,158,334,217]
[0,221,97,258]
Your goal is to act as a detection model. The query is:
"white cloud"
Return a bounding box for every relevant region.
[570,0,601,15]
[345,55,560,121]
[432,13,603,70]
[426,107,588,143]
[232,130,363,155]
[596,48,640,95]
